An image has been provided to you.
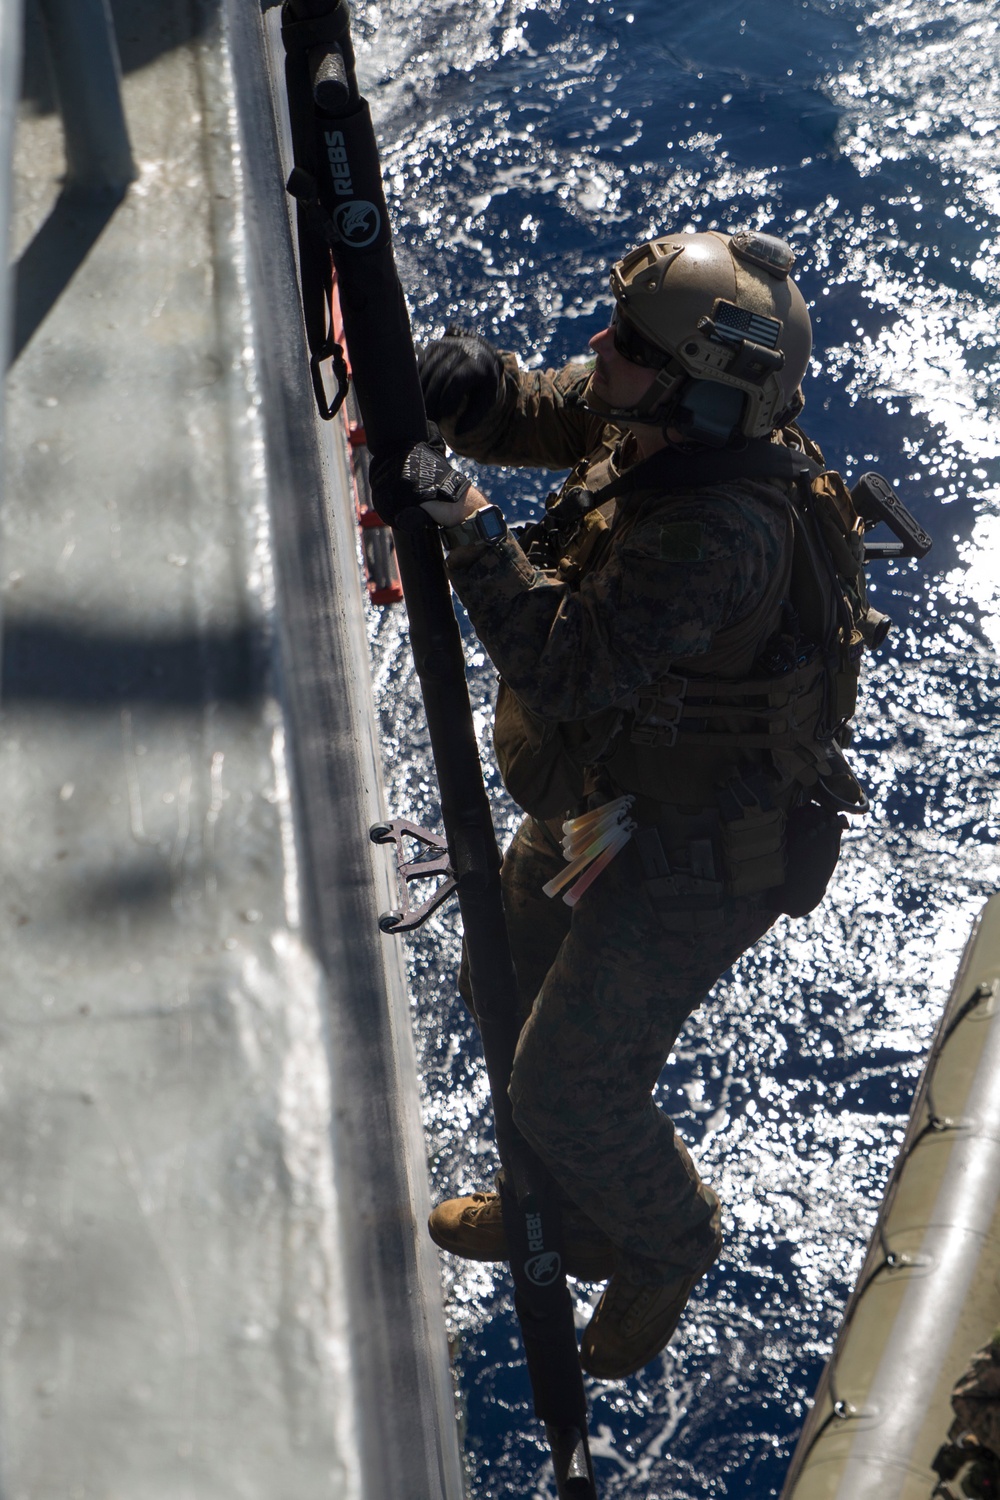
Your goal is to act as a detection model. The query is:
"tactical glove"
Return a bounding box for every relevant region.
[369,434,473,532]
[417,329,503,434]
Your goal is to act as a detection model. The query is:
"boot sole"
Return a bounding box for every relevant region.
[580,1274,697,1379]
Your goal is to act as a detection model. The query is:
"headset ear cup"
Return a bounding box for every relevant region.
[670,380,746,448]
[771,803,846,918]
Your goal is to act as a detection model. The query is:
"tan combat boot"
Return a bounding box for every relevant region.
[580,1205,722,1380]
[428,1192,617,1282]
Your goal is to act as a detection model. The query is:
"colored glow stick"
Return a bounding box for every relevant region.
[562,806,618,838]
[561,800,633,858]
[561,795,632,839]
[543,825,619,898]
[563,825,634,907]
[562,813,626,859]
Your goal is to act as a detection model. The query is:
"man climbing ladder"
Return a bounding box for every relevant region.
[372,227,877,1378]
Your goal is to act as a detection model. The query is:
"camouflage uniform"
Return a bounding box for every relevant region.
[932,1335,1000,1496]
[443,355,798,1285]
[952,1336,1000,1458]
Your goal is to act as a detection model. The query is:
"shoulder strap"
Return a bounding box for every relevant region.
[592,437,823,505]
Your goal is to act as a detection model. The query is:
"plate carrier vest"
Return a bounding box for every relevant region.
[493,428,882,908]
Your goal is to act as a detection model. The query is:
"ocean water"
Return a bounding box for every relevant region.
[353,1,1000,1495]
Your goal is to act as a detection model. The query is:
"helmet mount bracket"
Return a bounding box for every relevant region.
[726,338,786,385]
[616,244,684,301]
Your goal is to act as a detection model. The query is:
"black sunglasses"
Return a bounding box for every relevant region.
[611,307,668,369]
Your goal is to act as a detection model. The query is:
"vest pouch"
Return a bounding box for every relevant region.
[832,664,860,724]
[720,804,787,897]
[810,472,865,579]
[770,801,846,918]
[493,681,584,819]
[493,681,620,820]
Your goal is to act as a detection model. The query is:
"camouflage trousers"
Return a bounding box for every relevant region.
[461,814,775,1284]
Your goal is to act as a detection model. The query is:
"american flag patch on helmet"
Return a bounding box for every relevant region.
[712,300,781,349]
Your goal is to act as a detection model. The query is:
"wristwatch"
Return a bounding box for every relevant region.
[441,503,508,550]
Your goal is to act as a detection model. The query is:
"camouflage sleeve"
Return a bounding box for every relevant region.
[438,353,611,470]
[446,486,786,722]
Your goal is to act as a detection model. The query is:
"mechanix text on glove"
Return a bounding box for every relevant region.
[370,440,473,531]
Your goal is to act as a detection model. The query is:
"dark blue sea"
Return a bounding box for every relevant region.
[355,1,1000,1494]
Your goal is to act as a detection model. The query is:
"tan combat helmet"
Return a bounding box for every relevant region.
[585,228,813,446]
